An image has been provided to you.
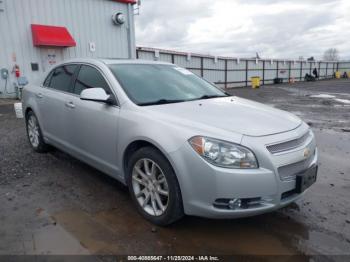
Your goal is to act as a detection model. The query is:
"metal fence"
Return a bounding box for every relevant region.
[137,47,350,89]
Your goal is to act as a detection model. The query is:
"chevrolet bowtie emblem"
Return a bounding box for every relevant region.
[304,148,311,158]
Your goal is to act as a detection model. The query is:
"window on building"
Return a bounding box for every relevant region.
[49,65,78,93]
[74,65,111,95]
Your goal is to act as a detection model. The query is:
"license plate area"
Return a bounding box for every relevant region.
[296,165,318,193]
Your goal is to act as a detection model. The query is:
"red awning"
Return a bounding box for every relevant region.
[31,24,76,47]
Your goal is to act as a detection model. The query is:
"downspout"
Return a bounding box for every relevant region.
[127,3,136,59]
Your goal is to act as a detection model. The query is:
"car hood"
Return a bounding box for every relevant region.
[144,96,302,137]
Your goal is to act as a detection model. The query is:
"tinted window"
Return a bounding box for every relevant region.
[43,71,53,87]
[108,64,226,105]
[74,65,110,95]
[49,65,78,93]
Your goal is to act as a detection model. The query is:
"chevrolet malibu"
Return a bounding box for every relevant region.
[22,59,318,225]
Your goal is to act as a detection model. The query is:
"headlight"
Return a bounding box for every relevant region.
[189,136,258,169]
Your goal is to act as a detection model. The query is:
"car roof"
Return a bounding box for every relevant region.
[59,58,173,66]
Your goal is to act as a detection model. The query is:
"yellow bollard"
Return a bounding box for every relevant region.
[251,76,260,89]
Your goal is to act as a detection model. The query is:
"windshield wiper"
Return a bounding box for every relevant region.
[193,94,229,101]
[138,94,230,106]
[138,99,186,106]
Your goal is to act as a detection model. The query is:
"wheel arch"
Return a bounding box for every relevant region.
[122,139,182,192]
[123,140,168,178]
[24,107,33,120]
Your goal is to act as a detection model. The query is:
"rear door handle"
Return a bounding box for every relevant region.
[36,93,43,99]
[65,101,76,109]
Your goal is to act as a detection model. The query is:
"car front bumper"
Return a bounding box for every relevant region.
[168,124,318,219]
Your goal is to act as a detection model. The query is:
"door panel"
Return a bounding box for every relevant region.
[64,65,120,176]
[65,97,120,175]
[40,88,71,144]
[39,65,78,144]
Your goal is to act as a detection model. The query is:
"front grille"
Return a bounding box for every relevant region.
[278,152,315,181]
[266,131,311,154]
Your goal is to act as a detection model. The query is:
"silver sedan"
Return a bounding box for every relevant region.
[22,59,318,225]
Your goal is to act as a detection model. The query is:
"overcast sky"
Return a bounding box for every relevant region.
[135,0,350,60]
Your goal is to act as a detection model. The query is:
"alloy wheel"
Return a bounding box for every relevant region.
[132,158,170,216]
[27,115,40,148]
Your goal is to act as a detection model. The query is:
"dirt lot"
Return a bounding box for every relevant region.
[0,79,350,260]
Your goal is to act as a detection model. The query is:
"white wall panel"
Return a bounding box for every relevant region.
[203,70,225,84]
[174,55,201,68]
[248,70,263,79]
[227,60,246,70]
[203,58,225,70]
[135,48,350,89]
[0,0,135,97]
[159,53,172,63]
[227,71,245,83]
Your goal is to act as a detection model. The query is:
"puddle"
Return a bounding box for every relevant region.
[24,225,90,255]
[51,208,308,256]
[334,104,350,107]
[309,94,336,99]
[17,208,90,255]
[334,98,350,104]
[300,231,350,255]
[48,199,350,257]
[309,93,350,105]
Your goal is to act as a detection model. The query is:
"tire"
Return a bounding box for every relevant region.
[126,147,184,226]
[25,111,50,153]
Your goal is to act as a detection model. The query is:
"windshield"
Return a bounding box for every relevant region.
[108,64,227,106]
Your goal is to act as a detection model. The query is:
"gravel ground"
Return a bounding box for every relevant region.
[0,79,349,260]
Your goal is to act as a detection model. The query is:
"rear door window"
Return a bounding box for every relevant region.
[49,65,78,93]
[74,65,111,95]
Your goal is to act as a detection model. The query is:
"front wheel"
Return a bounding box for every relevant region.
[127,147,184,226]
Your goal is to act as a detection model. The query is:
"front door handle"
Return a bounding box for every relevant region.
[65,101,76,109]
[36,93,43,99]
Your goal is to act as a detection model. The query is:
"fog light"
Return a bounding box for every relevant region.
[228,199,242,209]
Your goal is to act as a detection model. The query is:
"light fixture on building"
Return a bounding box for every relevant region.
[112,12,125,25]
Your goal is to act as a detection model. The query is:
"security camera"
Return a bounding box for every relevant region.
[112,12,125,25]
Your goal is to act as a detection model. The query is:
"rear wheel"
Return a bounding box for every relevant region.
[26,111,50,153]
[127,147,184,226]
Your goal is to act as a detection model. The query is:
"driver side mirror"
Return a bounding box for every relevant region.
[80,88,114,104]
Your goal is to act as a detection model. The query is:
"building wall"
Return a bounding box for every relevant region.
[0,0,135,98]
[137,47,350,89]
